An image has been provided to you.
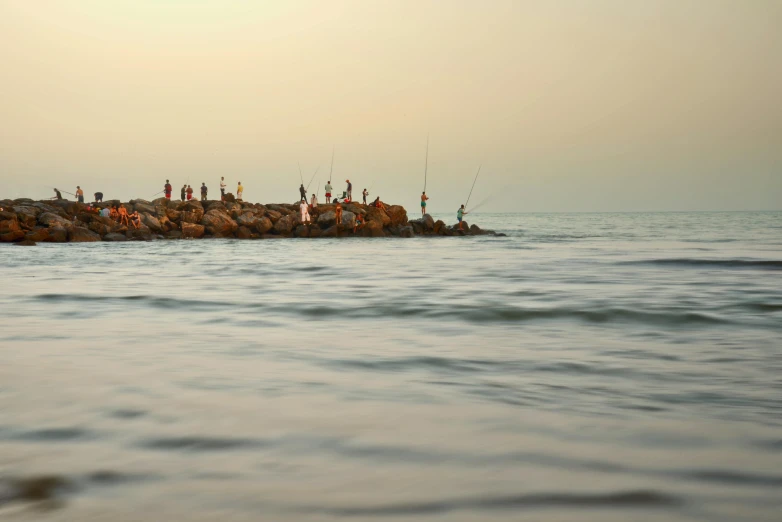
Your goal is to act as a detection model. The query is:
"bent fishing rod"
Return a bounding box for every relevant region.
[305,166,320,192]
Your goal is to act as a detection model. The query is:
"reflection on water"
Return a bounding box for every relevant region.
[1,212,781,521]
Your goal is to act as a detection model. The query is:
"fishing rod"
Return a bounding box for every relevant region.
[298,162,304,185]
[464,164,481,210]
[305,166,320,192]
[150,190,165,199]
[328,147,335,181]
[55,188,76,197]
[423,134,429,192]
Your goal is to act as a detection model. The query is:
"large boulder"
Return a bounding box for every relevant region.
[265,209,282,222]
[235,226,253,239]
[207,201,227,213]
[180,207,204,224]
[422,213,435,231]
[181,222,205,239]
[255,216,273,234]
[103,232,128,242]
[0,216,21,235]
[133,202,156,215]
[361,220,385,238]
[141,213,163,232]
[317,210,336,227]
[399,226,414,238]
[365,206,391,227]
[45,227,68,243]
[38,212,73,228]
[25,228,50,243]
[273,213,299,234]
[433,220,446,235]
[387,205,408,226]
[14,239,37,246]
[14,206,40,229]
[0,229,25,242]
[201,209,238,236]
[88,221,111,237]
[69,226,101,242]
[126,225,153,241]
[236,212,260,228]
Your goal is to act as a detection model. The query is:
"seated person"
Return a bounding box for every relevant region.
[109,206,119,220]
[354,213,365,233]
[129,210,141,229]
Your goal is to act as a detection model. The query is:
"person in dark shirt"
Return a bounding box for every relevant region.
[53,188,63,200]
[94,191,103,202]
[181,185,187,201]
[299,184,307,202]
[345,179,352,201]
[201,183,208,201]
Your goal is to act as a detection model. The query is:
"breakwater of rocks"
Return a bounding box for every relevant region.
[0,197,501,245]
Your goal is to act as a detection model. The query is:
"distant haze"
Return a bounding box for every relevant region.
[1,0,780,212]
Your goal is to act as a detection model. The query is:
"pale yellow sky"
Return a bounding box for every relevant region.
[0,0,780,211]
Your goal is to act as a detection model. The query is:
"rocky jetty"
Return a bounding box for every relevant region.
[0,197,502,245]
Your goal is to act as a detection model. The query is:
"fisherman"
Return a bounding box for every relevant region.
[180,185,187,201]
[300,199,311,225]
[237,182,244,200]
[164,179,173,200]
[118,205,130,226]
[310,193,318,210]
[345,179,352,201]
[457,204,469,230]
[362,188,368,205]
[201,183,208,202]
[420,191,429,216]
[129,210,141,229]
[52,188,63,200]
[324,180,332,203]
[220,176,226,198]
[76,186,84,203]
[299,183,307,202]
[334,201,343,229]
[186,185,193,200]
[94,191,103,203]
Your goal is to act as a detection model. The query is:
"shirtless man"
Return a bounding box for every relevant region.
[76,186,84,203]
[420,192,429,216]
[110,206,119,221]
[118,205,130,226]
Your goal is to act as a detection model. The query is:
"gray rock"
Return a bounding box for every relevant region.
[103,233,128,242]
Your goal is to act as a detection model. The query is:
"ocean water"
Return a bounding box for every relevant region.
[1,211,781,521]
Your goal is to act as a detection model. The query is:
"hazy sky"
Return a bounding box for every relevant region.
[1,0,780,212]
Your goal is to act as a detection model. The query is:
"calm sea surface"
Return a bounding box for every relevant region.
[1,211,781,521]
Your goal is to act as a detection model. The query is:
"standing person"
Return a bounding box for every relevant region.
[300,199,311,225]
[76,186,84,203]
[334,201,343,230]
[237,182,244,200]
[94,191,103,203]
[420,192,429,216]
[345,179,352,201]
[457,204,469,230]
[362,188,368,205]
[53,188,63,200]
[299,183,307,202]
[164,180,173,200]
[220,177,226,199]
[324,180,332,203]
[201,183,208,201]
[180,185,187,201]
[186,185,193,201]
[118,205,130,226]
[310,193,318,211]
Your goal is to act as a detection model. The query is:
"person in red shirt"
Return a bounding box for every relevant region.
[186,185,193,200]
[164,180,173,200]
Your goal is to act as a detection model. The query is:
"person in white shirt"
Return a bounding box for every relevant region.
[324,181,332,202]
[220,177,226,198]
[300,200,311,225]
[310,193,318,210]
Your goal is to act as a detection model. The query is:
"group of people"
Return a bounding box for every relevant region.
[163,178,244,202]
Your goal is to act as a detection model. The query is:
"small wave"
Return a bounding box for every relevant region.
[622,258,782,270]
[310,490,680,516]
[679,470,782,487]
[2,427,95,442]
[138,436,265,452]
[32,293,234,309]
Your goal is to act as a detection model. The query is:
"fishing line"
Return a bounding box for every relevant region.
[464,164,481,209]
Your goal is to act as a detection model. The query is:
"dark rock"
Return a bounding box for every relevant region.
[308,227,322,238]
[38,212,72,228]
[273,213,299,234]
[387,205,409,226]
[294,225,310,237]
[181,222,205,239]
[255,216,273,234]
[45,227,68,243]
[422,213,435,230]
[141,213,163,232]
[165,230,182,239]
[88,221,111,237]
[0,217,21,235]
[126,225,153,241]
[13,239,37,246]
[25,228,50,243]
[433,220,446,235]
[469,224,482,235]
[236,212,259,228]
[69,226,101,242]
[235,226,252,239]
[201,209,238,236]
[103,233,128,242]
[223,193,236,203]
[362,220,385,237]
[365,206,391,227]
[0,229,25,242]
[399,226,414,238]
